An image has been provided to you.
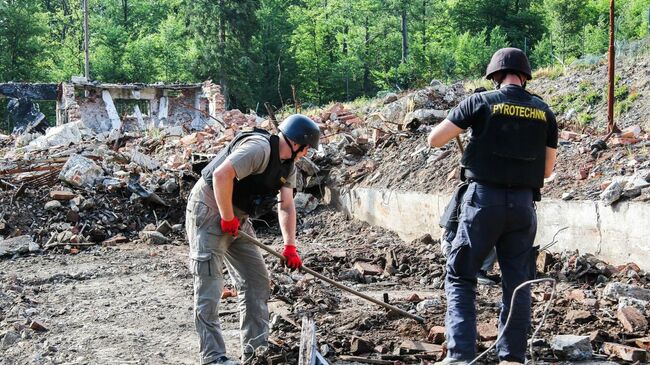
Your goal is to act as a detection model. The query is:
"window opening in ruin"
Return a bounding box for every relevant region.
[74,88,87,100]
[114,99,150,118]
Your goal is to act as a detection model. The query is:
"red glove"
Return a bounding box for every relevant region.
[220,217,240,237]
[282,244,302,270]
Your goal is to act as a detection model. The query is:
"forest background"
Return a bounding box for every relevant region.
[0,0,649,113]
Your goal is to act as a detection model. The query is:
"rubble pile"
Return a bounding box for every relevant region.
[246,208,650,364]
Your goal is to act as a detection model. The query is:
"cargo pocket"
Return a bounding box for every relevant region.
[187,200,212,229]
[190,251,222,278]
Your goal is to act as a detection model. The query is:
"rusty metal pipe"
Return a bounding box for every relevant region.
[237,231,426,323]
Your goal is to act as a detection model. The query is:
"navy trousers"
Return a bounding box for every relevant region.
[445,182,537,363]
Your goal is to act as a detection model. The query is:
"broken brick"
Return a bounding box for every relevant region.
[29,320,47,332]
[427,326,445,344]
[602,342,646,362]
[633,337,650,351]
[221,288,238,299]
[353,261,382,276]
[560,130,581,141]
[566,309,593,324]
[102,235,128,247]
[406,293,422,303]
[477,321,498,341]
[396,340,442,354]
[610,136,641,146]
[350,336,374,355]
[565,289,587,302]
[536,251,553,273]
[49,190,76,201]
[617,306,648,332]
[589,329,611,343]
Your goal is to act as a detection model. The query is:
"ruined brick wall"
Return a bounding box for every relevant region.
[59,83,81,126]
[202,80,225,117]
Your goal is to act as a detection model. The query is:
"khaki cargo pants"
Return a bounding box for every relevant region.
[186,178,270,364]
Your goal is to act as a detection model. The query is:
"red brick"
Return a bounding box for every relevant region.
[603,342,646,362]
[427,326,446,344]
[49,190,76,201]
[566,289,587,302]
[634,337,650,351]
[407,293,422,303]
[102,235,128,247]
[560,130,581,141]
[477,321,498,341]
[567,309,593,324]
[617,306,648,332]
[353,261,383,276]
[29,320,47,332]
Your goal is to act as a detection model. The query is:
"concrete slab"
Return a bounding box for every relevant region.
[340,188,650,270]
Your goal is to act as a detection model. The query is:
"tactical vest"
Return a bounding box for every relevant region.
[201,128,294,216]
[461,89,549,189]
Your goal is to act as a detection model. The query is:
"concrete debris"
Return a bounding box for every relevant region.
[0,235,38,257]
[293,192,319,214]
[59,154,103,188]
[603,282,650,302]
[599,181,624,205]
[44,200,62,210]
[138,230,170,245]
[28,121,83,151]
[550,335,593,360]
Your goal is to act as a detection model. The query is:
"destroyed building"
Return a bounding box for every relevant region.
[1,79,227,137]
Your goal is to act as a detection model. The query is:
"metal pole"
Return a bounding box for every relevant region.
[607,0,616,133]
[83,0,90,81]
[237,231,426,324]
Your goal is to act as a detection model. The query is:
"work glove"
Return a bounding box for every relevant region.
[282,244,302,270]
[220,216,240,237]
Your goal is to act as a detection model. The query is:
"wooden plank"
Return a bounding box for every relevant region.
[337,356,394,364]
[298,317,316,365]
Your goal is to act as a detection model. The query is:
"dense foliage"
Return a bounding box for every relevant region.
[0,0,649,110]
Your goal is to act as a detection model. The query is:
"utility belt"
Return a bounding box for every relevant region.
[466,179,541,201]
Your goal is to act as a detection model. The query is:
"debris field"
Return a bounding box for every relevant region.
[2,65,650,364]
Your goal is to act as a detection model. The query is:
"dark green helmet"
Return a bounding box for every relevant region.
[485,47,532,81]
[278,114,320,149]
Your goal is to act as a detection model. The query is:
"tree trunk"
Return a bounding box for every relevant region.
[363,15,370,95]
[343,24,348,56]
[401,6,408,63]
[421,0,427,55]
[122,0,128,27]
[218,0,228,107]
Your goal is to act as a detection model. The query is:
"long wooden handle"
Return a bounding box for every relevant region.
[237,231,425,324]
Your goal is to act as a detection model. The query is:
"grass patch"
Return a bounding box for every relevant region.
[584,90,602,105]
[577,112,594,126]
[463,78,493,93]
[533,65,564,80]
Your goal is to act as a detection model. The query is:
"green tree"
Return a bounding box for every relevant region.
[186,0,259,109]
[0,0,49,81]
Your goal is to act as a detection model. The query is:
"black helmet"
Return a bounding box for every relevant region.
[485,47,532,81]
[278,114,320,149]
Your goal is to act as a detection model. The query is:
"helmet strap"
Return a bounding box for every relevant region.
[281,133,305,160]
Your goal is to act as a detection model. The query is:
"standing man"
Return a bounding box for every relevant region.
[186,114,320,365]
[428,48,557,365]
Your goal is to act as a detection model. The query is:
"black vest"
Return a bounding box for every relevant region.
[201,129,294,216]
[461,88,549,189]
